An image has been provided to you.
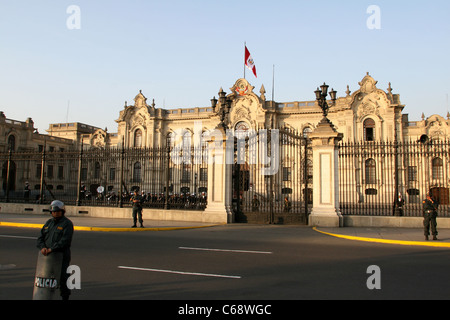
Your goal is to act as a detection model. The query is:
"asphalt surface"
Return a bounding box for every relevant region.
[1,213,450,247]
[3,213,450,302]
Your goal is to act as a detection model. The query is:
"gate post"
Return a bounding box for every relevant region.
[203,127,232,223]
[308,118,343,227]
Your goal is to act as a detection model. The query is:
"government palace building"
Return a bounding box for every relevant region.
[2,73,450,224]
[2,73,449,153]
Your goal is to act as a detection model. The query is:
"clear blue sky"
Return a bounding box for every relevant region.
[0,0,449,133]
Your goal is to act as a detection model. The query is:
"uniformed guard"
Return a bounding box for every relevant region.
[284,197,292,212]
[36,200,74,300]
[130,189,144,228]
[251,195,260,212]
[423,192,439,241]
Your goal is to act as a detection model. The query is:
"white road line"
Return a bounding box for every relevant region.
[0,264,17,270]
[0,235,36,240]
[179,246,273,255]
[118,266,241,279]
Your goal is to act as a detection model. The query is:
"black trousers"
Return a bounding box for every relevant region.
[60,252,71,299]
[423,211,438,236]
[132,206,143,225]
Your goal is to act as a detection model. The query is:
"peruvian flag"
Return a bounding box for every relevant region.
[245,45,257,78]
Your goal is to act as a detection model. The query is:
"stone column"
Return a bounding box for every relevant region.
[308,118,343,227]
[204,128,233,223]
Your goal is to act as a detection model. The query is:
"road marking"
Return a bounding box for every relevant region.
[179,246,273,255]
[118,266,241,279]
[313,227,450,248]
[0,234,36,240]
[0,264,16,271]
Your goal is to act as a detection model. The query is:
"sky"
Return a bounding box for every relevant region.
[0,0,449,133]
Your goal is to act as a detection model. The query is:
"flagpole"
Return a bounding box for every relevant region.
[272,64,275,102]
[244,42,246,79]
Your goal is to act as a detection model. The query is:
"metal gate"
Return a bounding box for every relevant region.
[232,127,311,224]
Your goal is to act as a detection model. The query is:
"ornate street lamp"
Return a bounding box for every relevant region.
[315,82,337,118]
[210,96,218,112]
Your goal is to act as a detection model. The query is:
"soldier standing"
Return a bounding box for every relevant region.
[251,195,260,212]
[423,192,439,241]
[130,189,144,228]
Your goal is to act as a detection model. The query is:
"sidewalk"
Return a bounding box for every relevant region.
[0,213,222,232]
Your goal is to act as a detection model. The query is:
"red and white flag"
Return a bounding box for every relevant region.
[245,45,257,78]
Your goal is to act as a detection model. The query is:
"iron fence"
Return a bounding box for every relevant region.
[0,145,208,210]
[339,139,450,217]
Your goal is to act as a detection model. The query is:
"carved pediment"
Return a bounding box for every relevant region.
[91,129,109,148]
[134,90,148,109]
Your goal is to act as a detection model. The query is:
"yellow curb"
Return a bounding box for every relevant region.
[313,227,450,248]
[0,221,224,232]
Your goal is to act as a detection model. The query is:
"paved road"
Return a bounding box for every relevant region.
[2,222,450,302]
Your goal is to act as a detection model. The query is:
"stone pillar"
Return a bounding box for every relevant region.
[204,128,233,223]
[308,118,343,227]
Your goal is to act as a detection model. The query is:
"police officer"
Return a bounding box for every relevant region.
[423,192,439,241]
[130,189,144,228]
[36,200,74,300]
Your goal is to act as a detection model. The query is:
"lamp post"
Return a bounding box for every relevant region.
[210,96,218,112]
[215,89,232,129]
[315,83,337,118]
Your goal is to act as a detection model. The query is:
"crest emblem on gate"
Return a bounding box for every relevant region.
[235,84,249,96]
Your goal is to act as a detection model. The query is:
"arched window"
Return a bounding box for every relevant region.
[365,158,376,184]
[303,127,312,138]
[166,132,174,148]
[134,129,142,148]
[133,162,141,182]
[432,157,443,179]
[363,119,375,141]
[182,131,191,149]
[7,135,15,151]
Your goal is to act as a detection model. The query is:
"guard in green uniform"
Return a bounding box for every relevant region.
[36,200,74,300]
[251,195,260,212]
[423,192,439,241]
[130,190,144,228]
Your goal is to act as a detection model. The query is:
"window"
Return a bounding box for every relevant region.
[181,164,190,183]
[365,158,376,184]
[7,135,15,151]
[47,165,53,179]
[58,166,64,180]
[407,188,420,203]
[166,133,173,148]
[200,168,208,182]
[94,162,101,179]
[303,127,312,138]
[133,162,141,182]
[432,157,443,179]
[283,167,291,181]
[364,119,375,141]
[408,166,417,182]
[36,164,42,179]
[134,129,142,148]
[109,168,116,181]
[81,168,88,181]
[182,131,191,149]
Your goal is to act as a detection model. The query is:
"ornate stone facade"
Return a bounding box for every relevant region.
[1,73,449,152]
